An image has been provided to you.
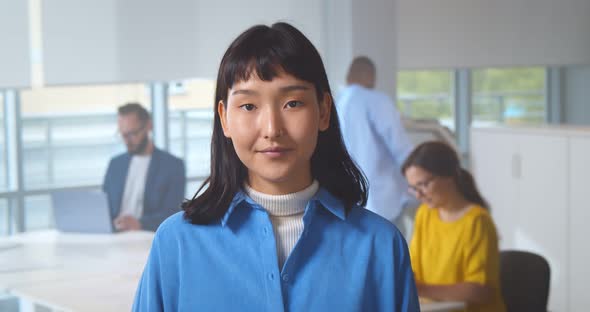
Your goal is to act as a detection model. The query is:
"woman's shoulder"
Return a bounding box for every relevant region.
[414,203,435,221]
[154,211,221,241]
[157,211,189,232]
[462,204,497,232]
[464,204,493,222]
[415,203,431,214]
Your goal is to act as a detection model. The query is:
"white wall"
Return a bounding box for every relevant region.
[25,0,590,91]
[0,1,31,88]
[43,0,119,85]
[350,0,398,99]
[324,0,399,99]
[41,0,399,100]
[115,0,200,83]
[193,0,325,80]
[316,0,353,93]
[42,0,328,86]
[397,0,590,69]
[43,0,201,85]
[193,1,286,79]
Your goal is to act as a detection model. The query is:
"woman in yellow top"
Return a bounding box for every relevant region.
[402,141,505,312]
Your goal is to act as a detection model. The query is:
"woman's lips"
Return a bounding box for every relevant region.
[259,147,292,158]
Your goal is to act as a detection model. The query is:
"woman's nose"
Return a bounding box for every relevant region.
[262,108,284,139]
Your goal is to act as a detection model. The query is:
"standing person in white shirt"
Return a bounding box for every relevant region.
[103,103,186,232]
[336,56,415,233]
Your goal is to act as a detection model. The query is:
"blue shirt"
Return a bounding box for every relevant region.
[336,85,414,221]
[132,187,419,311]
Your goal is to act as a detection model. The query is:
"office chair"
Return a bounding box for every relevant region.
[500,250,550,312]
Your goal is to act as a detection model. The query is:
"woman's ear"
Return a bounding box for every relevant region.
[218,101,231,138]
[318,93,332,131]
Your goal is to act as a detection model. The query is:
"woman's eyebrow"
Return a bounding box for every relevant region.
[280,85,310,93]
[231,85,309,96]
[231,89,258,96]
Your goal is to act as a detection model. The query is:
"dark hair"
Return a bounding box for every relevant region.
[118,103,151,123]
[182,22,368,224]
[346,56,376,81]
[401,141,489,209]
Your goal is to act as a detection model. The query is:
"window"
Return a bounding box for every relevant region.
[168,79,215,198]
[24,195,52,231]
[472,67,545,126]
[0,92,6,192]
[1,94,9,235]
[0,199,7,236]
[20,84,150,189]
[19,84,150,231]
[397,70,455,130]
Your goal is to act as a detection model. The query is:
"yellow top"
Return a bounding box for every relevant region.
[410,204,506,312]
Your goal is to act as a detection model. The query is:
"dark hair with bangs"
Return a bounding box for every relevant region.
[182,22,367,224]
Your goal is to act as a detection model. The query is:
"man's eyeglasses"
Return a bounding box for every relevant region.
[407,176,436,196]
[118,125,145,140]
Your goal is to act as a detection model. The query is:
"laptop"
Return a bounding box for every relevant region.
[51,189,115,233]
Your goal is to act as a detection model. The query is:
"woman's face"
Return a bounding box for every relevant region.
[404,165,454,208]
[218,72,331,194]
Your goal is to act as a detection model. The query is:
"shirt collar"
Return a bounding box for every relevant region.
[220,186,347,227]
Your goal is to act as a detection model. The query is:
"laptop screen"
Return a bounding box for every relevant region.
[51,190,114,234]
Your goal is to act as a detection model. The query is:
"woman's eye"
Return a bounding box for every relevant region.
[239,104,256,111]
[286,101,303,108]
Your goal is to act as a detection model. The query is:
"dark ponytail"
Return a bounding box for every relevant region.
[402,141,489,210]
[456,168,489,209]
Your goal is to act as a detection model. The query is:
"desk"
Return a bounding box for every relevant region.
[421,300,466,311]
[1,231,464,312]
[0,230,154,312]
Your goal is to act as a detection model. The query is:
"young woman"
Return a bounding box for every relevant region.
[132,22,418,311]
[402,141,505,312]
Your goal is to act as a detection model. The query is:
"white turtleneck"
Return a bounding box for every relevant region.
[245,180,319,269]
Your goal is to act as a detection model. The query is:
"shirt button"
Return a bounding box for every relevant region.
[268,273,274,280]
[262,227,269,236]
[282,274,289,282]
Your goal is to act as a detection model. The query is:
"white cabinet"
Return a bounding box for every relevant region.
[569,137,590,311]
[470,131,518,248]
[517,134,568,312]
[471,126,590,312]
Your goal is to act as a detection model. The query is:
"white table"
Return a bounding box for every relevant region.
[420,299,466,311]
[1,231,464,312]
[0,230,154,312]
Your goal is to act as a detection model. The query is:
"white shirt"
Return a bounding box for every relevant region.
[119,155,151,219]
[245,180,319,268]
[336,84,414,221]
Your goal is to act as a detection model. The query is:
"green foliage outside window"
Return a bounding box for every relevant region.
[397,70,453,121]
[397,67,545,125]
[472,67,545,124]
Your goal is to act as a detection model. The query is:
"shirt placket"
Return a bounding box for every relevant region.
[277,201,317,311]
[256,208,286,312]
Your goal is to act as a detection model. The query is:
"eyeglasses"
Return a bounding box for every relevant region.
[118,125,146,140]
[407,176,436,196]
